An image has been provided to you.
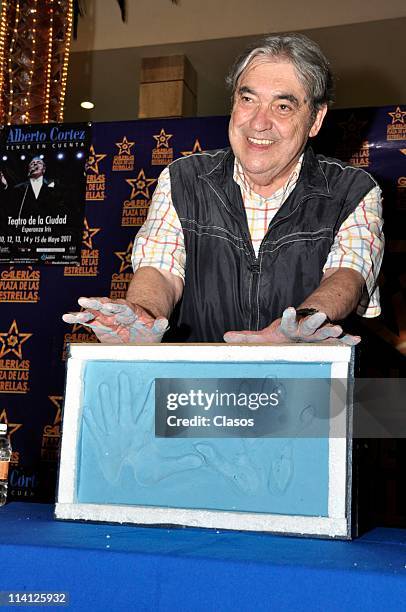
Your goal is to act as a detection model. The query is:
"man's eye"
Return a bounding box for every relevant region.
[275,103,293,114]
[241,95,253,103]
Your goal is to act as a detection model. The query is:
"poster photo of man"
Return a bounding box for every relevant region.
[0,123,90,264]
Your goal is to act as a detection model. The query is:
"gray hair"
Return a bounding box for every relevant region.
[226,33,334,113]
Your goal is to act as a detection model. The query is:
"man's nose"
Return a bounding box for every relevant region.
[249,103,274,131]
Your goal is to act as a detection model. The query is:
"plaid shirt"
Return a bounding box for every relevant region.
[133,155,384,317]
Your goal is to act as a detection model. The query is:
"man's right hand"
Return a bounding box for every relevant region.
[62,297,169,344]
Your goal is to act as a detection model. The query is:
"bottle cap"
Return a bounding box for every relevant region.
[0,424,7,435]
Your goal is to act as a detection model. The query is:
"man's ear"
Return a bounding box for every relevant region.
[309,104,328,138]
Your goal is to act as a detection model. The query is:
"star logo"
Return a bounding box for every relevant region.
[49,396,63,425]
[153,129,173,149]
[115,136,135,156]
[0,321,32,359]
[82,218,101,249]
[389,107,406,125]
[125,169,156,200]
[181,139,203,157]
[86,145,107,174]
[0,409,23,438]
[115,241,134,274]
[71,313,91,333]
[338,114,368,140]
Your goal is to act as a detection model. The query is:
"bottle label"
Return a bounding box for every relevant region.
[0,460,10,480]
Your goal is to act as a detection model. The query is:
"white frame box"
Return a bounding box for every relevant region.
[56,343,353,539]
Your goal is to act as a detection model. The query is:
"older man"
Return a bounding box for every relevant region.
[1,157,66,219]
[64,33,383,345]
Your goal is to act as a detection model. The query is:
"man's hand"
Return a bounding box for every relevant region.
[223,307,360,346]
[62,297,169,344]
[0,171,7,189]
[84,373,202,485]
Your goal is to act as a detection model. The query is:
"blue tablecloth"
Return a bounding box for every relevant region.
[0,503,405,611]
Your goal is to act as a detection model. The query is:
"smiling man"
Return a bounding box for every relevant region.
[228,59,327,197]
[64,33,384,346]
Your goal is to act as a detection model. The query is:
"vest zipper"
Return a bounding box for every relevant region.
[248,261,261,330]
[201,179,329,332]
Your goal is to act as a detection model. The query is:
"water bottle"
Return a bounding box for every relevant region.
[0,424,11,506]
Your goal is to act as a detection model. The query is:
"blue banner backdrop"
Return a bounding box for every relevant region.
[0,108,404,505]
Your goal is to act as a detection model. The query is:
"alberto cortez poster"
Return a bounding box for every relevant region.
[0,123,90,264]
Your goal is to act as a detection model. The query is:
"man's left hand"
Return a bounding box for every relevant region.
[223,307,360,345]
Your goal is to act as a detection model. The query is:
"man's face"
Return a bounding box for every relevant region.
[228,58,327,194]
[28,159,45,179]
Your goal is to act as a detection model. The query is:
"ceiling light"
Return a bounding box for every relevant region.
[80,101,94,110]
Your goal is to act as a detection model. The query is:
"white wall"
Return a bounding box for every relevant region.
[71,0,406,51]
[65,17,406,122]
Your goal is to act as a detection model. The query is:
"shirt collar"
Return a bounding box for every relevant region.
[233,154,304,200]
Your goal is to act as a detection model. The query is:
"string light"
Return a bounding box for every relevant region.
[7,2,21,124]
[58,0,73,122]
[24,0,39,124]
[43,0,55,123]
[1,0,73,124]
[0,2,9,122]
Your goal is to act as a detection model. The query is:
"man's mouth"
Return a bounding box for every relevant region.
[247,137,275,146]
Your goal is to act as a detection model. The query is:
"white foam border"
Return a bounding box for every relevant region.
[57,343,351,537]
[68,342,351,363]
[54,502,349,538]
[328,362,349,519]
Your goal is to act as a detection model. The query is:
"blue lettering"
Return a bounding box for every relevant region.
[7,128,46,143]
[9,469,37,488]
[50,127,86,142]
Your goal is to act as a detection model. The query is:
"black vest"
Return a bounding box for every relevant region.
[167,147,376,342]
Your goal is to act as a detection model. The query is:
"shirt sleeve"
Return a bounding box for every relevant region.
[131,167,186,281]
[323,185,384,318]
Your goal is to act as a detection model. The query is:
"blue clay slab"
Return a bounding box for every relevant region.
[76,360,332,516]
